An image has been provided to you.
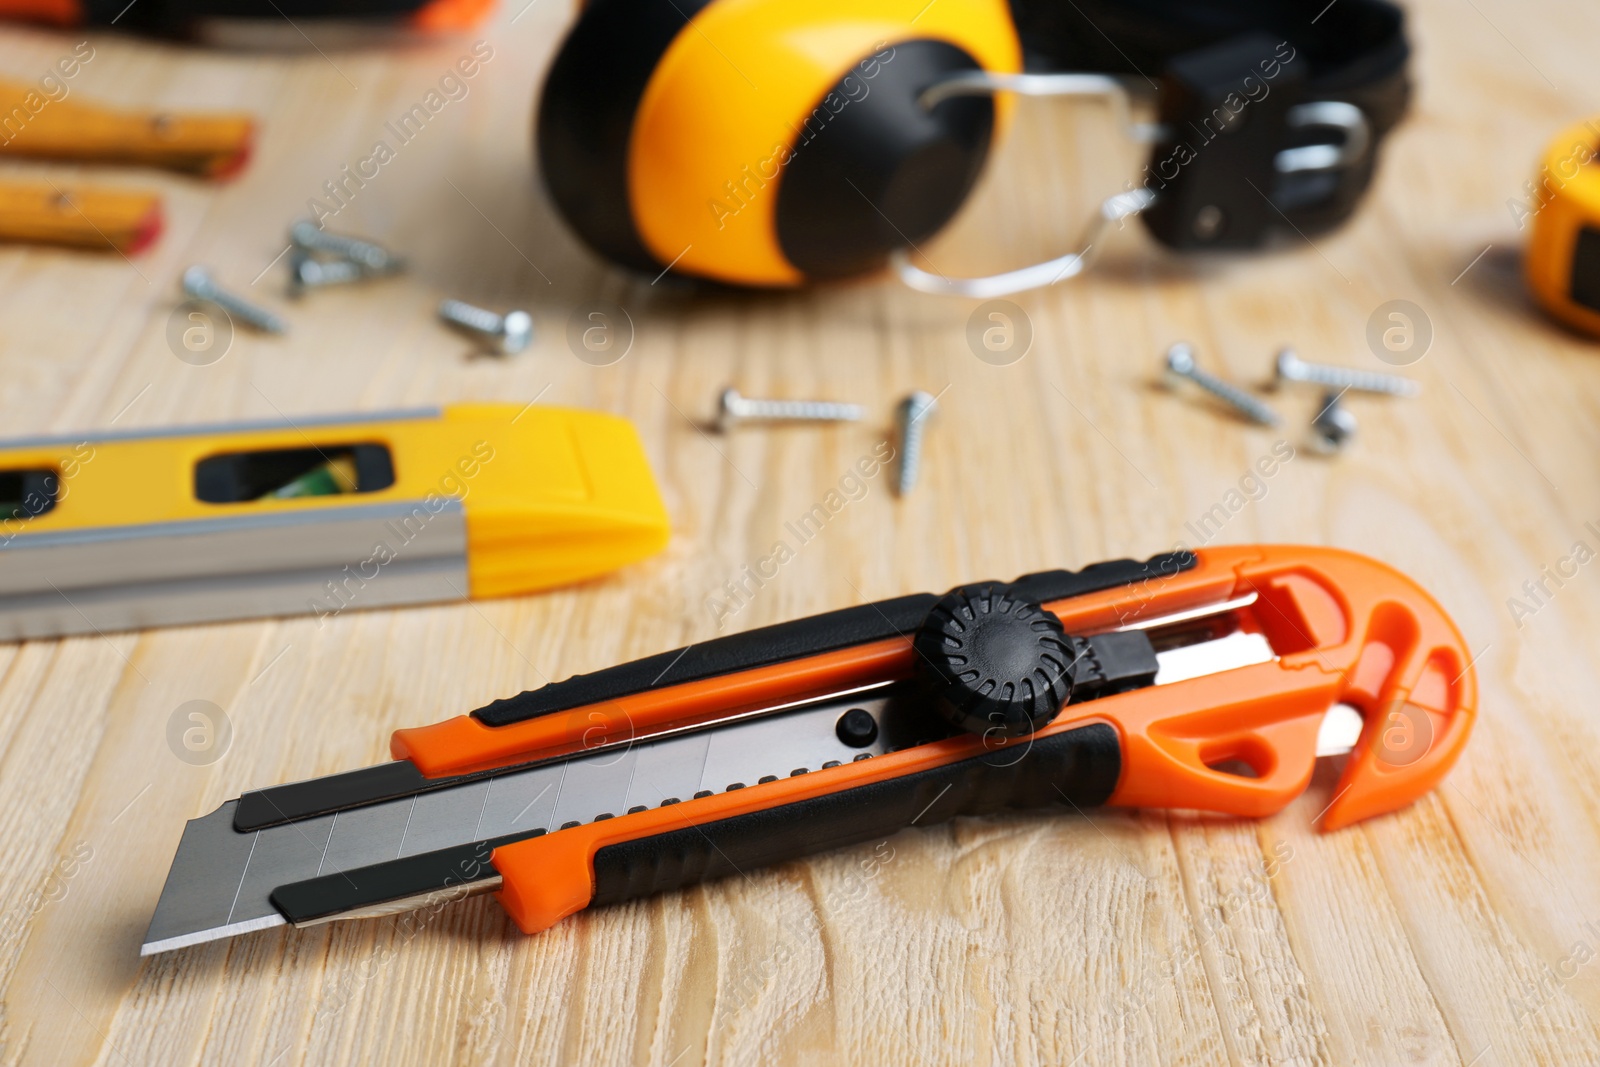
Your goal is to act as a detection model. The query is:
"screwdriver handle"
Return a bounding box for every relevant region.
[0,180,162,252]
[0,0,493,30]
[0,79,253,178]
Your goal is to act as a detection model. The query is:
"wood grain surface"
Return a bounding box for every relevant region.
[1,0,1599,1063]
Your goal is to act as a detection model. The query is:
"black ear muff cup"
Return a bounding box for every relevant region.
[774,40,996,280]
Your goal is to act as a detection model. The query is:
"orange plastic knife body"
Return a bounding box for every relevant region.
[388,545,1474,935]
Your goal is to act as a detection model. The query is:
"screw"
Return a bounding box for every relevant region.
[895,390,938,497]
[1310,390,1358,453]
[1164,342,1281,426]
[713,387,866,433]
[287,250,364,297]
[181,265,286,335]
[1275,347,1420,397]
[438,299,534,355]
[289,220,405,275]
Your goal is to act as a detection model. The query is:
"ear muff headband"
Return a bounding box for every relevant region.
[539,0,1408,288]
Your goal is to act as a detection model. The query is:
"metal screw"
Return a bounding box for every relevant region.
[1164,342,1281,426]
[287,250,364,297]
[895,390,938,497]
[1310,390,1358,453]
[289,220,405,275]
[181,265,286,335]
[1275,347,1420,397]
[713,387,866,433]
[438,299,534,355]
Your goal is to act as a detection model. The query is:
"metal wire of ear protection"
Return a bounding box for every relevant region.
[917,72,1167,141]
[892,73,1159,298]
[892,74,1375,298]
[892,188,1155,298]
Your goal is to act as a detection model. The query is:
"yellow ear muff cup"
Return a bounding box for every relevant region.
[538,0,1020,287]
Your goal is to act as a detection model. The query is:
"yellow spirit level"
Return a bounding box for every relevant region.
[0,404,669,641]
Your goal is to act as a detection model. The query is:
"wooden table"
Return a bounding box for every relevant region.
[2,1,1598,1063]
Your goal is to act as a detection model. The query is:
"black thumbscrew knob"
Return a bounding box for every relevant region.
[912,582,1076,738]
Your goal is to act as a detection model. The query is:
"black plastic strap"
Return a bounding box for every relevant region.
[1008,0,1407,102]
[1007,0,1409,246]
[471,550,1195,728]
[589,722,1121,906]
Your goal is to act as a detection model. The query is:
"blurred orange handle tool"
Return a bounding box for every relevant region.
[0,180,162,253]
[0,78,254,177]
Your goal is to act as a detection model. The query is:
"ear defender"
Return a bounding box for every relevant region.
[536,0,1021,287]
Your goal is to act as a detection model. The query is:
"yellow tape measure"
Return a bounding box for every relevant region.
[1526,119,1600,336]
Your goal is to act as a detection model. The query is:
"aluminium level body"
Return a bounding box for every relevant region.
[0,403,669,640]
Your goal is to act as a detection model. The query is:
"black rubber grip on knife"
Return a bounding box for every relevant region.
[235,761,464,833]
[272,836,513,926]
[588,723,1121,907]
[471,551,1195,728]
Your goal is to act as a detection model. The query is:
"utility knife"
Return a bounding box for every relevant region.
[141,544,1475,955]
